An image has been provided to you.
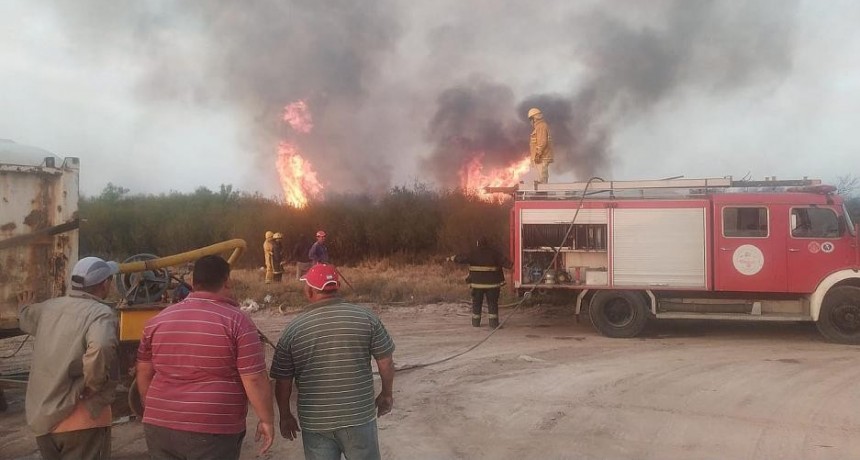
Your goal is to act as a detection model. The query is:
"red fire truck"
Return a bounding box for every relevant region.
[508,178,860,343]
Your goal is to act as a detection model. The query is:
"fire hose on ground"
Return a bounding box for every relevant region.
[259,178,606,374]
[391,176,604,372]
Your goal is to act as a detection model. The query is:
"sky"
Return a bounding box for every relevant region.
[1,1,859,198]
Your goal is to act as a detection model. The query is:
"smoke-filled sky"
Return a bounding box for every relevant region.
[1,0,859,197]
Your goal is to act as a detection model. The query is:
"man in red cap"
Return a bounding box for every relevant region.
[271,264,395,460]
[308,230,329,265]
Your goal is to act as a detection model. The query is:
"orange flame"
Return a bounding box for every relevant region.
[276,99,324,208]
[276,142,324,208]
[460,154,531,201]
[283,100,313,133]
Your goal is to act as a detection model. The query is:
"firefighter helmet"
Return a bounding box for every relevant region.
[316,230,327,238]
[265,231,274,239]
[273,232,283,239]
[527,108,542,119]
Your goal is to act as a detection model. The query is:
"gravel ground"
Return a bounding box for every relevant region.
[2,302,859,460]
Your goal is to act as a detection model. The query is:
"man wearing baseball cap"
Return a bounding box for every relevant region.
[17,256,120,460]
[308,230,329,265]
[271,264,395,460]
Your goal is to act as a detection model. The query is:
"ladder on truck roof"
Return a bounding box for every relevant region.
[485,177,824,200]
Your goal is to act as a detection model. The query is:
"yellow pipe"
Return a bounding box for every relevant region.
[117,239,246,274]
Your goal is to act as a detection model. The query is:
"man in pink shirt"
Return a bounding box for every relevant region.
[136,255,274,459]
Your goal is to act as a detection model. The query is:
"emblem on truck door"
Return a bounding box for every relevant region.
[732,244,765,276]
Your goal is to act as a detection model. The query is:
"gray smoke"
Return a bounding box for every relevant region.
[43,0,799,193]
[46,0,401,194]
[422,78,529,185]
[423,0,799,184]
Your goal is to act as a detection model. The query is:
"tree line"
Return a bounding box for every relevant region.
[79,181,860,268]
[79,184,511,267]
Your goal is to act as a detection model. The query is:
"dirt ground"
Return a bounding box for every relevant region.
[3,302,860,460]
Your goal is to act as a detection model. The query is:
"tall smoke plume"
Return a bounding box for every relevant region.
[45,0,402,194]
[43,0,799,192]
[423,0,798,185]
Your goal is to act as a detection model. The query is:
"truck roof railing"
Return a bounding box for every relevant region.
[484,177,826,200]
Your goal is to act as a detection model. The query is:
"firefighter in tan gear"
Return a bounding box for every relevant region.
[449,237,513,328]
[528,107,553,184]
[263,231,275,283]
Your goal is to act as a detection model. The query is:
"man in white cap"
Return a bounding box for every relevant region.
[17,256,120,460]
[308,230,329,265]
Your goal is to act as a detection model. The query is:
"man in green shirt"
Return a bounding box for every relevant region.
[271,264,395,460]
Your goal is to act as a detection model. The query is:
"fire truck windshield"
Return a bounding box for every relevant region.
[844,203,856,236]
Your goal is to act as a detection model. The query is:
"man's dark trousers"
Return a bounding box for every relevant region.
[471,287,500,328]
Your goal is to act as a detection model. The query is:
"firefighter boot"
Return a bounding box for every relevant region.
[471,314,481,327]
[489,315,500,329]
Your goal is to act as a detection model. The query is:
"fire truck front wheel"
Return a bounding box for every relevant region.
[816,286,860,344]
[589,290,648,338]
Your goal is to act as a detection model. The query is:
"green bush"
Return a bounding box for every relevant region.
[79,183,512,266]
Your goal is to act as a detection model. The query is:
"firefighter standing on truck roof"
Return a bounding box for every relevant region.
[264,231,275,284]
[528,107,553,185]
[448,237,513,329]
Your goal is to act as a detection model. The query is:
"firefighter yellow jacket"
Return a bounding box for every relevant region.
[263,238,275,271]
[529,118,554,163]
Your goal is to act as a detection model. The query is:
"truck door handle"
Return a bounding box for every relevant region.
[788,248,800,252]
[719,248,730,251]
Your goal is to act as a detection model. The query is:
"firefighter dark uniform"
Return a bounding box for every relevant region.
[272,232,285,282]
[452,238,513,328]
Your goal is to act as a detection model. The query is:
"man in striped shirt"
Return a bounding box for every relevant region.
[136,255,274,459]
[271,264,395,460]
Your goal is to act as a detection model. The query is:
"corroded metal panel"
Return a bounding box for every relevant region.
[0,156,79,334]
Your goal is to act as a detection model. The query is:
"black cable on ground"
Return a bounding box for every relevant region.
[395,177,605,372]
[258,177,605,371]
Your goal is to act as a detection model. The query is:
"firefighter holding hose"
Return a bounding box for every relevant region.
[448,237,512,329]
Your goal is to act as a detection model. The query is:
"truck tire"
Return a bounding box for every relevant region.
[589,290,648,338]
[816,286,860,344]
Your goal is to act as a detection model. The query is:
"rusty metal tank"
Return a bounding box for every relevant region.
[0,140,79,338]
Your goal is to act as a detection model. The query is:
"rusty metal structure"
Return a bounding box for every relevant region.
[0,142,79,338]
[0,141,249,412]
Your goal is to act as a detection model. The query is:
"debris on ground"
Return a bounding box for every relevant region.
[240,298,261,312]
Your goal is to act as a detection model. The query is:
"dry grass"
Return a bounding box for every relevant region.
[229,261,519,311]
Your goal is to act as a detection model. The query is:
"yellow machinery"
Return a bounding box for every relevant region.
[114,239,246,341]
[112,239,246,416]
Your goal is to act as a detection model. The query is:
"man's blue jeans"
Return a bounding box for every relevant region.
[302,419,380,460]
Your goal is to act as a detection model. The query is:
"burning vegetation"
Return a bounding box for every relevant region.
[276,100,324,208]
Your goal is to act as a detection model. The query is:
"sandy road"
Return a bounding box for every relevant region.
[2,303,860,459]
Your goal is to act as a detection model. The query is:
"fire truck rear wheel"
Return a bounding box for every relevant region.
[589,290,648,338]
[816,285,860,344]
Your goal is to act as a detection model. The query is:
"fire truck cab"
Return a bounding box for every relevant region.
[510,178,860,343]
